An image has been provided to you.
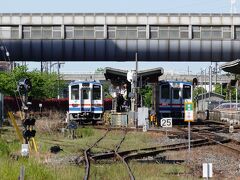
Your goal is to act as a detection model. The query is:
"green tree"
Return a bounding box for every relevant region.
[140,85,152,107]
[213,83,240,100]
[214,83,227,97]
[95,68,104,74]
[0,66,66,99]
[102,81,111,98]
[193,86,207,103]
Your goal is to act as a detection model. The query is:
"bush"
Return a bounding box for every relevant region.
[35,119,65,133]
[75,127,94,138]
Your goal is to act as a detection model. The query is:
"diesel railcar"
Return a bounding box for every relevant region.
[68,81,103,123]
[159,81,193,122]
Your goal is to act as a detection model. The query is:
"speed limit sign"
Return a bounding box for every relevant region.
[161,118,172,128]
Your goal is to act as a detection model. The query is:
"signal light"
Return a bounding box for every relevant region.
[23,118,36,126]
[192,78,198,88]
[23,130,36,138]
[230,79,237,87]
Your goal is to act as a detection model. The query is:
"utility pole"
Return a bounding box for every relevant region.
[204,68,207,110]
[57,61,60,99]
[215,62,218,85]
[201,69,204,111]
[209,65,212,108]
[209,65,212,92]
[0,94,3,127]
[40,60,43,73]
[230,0,237,14]
[236,82,238,110]
[135,52,138,127]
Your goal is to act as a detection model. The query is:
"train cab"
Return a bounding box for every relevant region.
[68,81,103,123]
[159,81,192,121]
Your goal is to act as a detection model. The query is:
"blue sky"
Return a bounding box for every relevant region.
[1,0,237,74]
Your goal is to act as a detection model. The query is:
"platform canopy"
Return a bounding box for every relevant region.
[104,67,164,85]
[220,59,240,74]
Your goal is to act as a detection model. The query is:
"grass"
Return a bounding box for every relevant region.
[0,138,10,156]
[131,162,188,180]
[0,126,192,179]
[119,131,163,151]
[88,162,188,180]
[0,156,85,180]
[75,126,95,138]
[91,130,124,153]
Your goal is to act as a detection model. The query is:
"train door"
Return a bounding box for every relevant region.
[69,84,80,113]
[92,84,103,116]
[81,83,91,112]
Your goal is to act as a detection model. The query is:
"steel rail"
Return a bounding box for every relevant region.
[114,129,135,180]
[177,126,240,155]
[83,128,110,180]
[91,138,208,160]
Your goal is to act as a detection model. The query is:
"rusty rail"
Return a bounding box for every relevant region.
[114,129,135,180]
[84,128,110,180]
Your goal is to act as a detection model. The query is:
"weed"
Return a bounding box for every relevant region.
[169,166,180,175]
[0,138,10,157]
[75,127,94,138]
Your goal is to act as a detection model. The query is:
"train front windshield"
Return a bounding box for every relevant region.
[71,85,79,100]
[161,84,170,99]
[93,85,101,100]
[183,85,191,99]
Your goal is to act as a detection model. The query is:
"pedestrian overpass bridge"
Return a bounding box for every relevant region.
[1,13,240,62]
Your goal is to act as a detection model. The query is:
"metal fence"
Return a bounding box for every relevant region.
[209,110,240,125]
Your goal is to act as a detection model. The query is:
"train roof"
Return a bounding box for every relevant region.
[69,80,101,86]
[159,80,192,85]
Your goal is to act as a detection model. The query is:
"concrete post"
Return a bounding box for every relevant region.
[0,93,3,127]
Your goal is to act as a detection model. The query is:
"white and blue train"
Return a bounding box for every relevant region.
[159,81,193,122]
[68,81,103,123]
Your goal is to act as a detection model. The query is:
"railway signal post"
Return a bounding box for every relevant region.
[18,78,38,155]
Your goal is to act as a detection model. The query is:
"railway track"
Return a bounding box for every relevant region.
[83,123,240,179]
[83,128,134,180]
[90,138,228,161]
[83,128,110,180]
[177,125,240,155]
[114,129,135,180]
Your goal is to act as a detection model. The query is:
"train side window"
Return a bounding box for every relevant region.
[173,89,179,99]
[93,85,101,100]
[183,85,191,99]
[82,89,90,99]
[71,85,79,100]
[161,84,170,98]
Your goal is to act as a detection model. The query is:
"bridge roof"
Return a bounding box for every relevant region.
[104,67,164,85]
[2,13,240,62]
[220,59,240,74]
